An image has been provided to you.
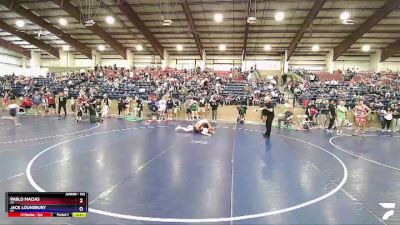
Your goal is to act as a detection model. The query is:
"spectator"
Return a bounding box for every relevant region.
[117,98,124,116]
[158,98,167,120]
[70,97,76,113]
[352,99,371,136]
[282,73,288,85]
[32,91,42,115]
[319,99,329,129]
[166,97,174,120]
[46,93,56,115]
[383,107,394,132]
[20,95,33,114]
[148,100,158,121]
[101,95,110,118]
[393,103,400,132]
[327,100,337,133]
[191,100,199,120]
[199,97,207,118]
[58,92,67,117]
[336,100,347,135]
[379,107,387,131]
[237,103,247,123]
[184,98,192,121]
[278,107,294,128]
[2,93,10,111]
[210,97,219,121]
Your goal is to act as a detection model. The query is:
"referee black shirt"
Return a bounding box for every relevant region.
[265,102,275,117]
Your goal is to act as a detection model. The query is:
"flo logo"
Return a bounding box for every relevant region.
[379,203,395,221]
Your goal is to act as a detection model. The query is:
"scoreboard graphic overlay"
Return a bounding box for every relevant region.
[6,192,88,218]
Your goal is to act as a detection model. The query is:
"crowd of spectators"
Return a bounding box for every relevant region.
[0,65,282,122]
[296,71,400,109]
[280,68,400,132]
[3,64,399,132]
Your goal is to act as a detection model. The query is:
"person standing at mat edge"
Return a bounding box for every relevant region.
[58,92,67,118]
[326,100,336,133]
[257,97,274,138]
[210,96,219,121]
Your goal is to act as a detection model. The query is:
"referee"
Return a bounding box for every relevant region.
[58,92,67,117]
[257,97,275,138]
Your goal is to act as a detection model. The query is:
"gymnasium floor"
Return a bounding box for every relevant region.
[0,115,399,225]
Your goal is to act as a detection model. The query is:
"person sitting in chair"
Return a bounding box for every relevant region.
[278,107,294,128]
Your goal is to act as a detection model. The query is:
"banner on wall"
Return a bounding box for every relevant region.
[245,60,281,71]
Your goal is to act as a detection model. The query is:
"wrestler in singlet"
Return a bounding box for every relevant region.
[194,119,209,133]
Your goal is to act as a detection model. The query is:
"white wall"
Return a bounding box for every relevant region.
[0,47,24,75]
[381,59,400,72]
[0,47,48,76]
[170,55,202,69]
[101,54,125,68]
[42,54,164,70]
[171,59,197,70]
[1,47,400,74]
[0,47,22,67]
[48,54,400,73]
[334,56,370,71]
[289,55,326,71]
[0,63,22,76]
[334,60,371,71]
[205,55,241,70]
[101,59,127,68]
[74,59,93,68]
[244,57,281,71]
[41,59,62,68]
[133,55,162,68]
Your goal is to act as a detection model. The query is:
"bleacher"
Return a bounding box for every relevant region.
[314,72,344,82]
[298,71,400,109]
[221,82,247,97]
[1,67,278,104]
